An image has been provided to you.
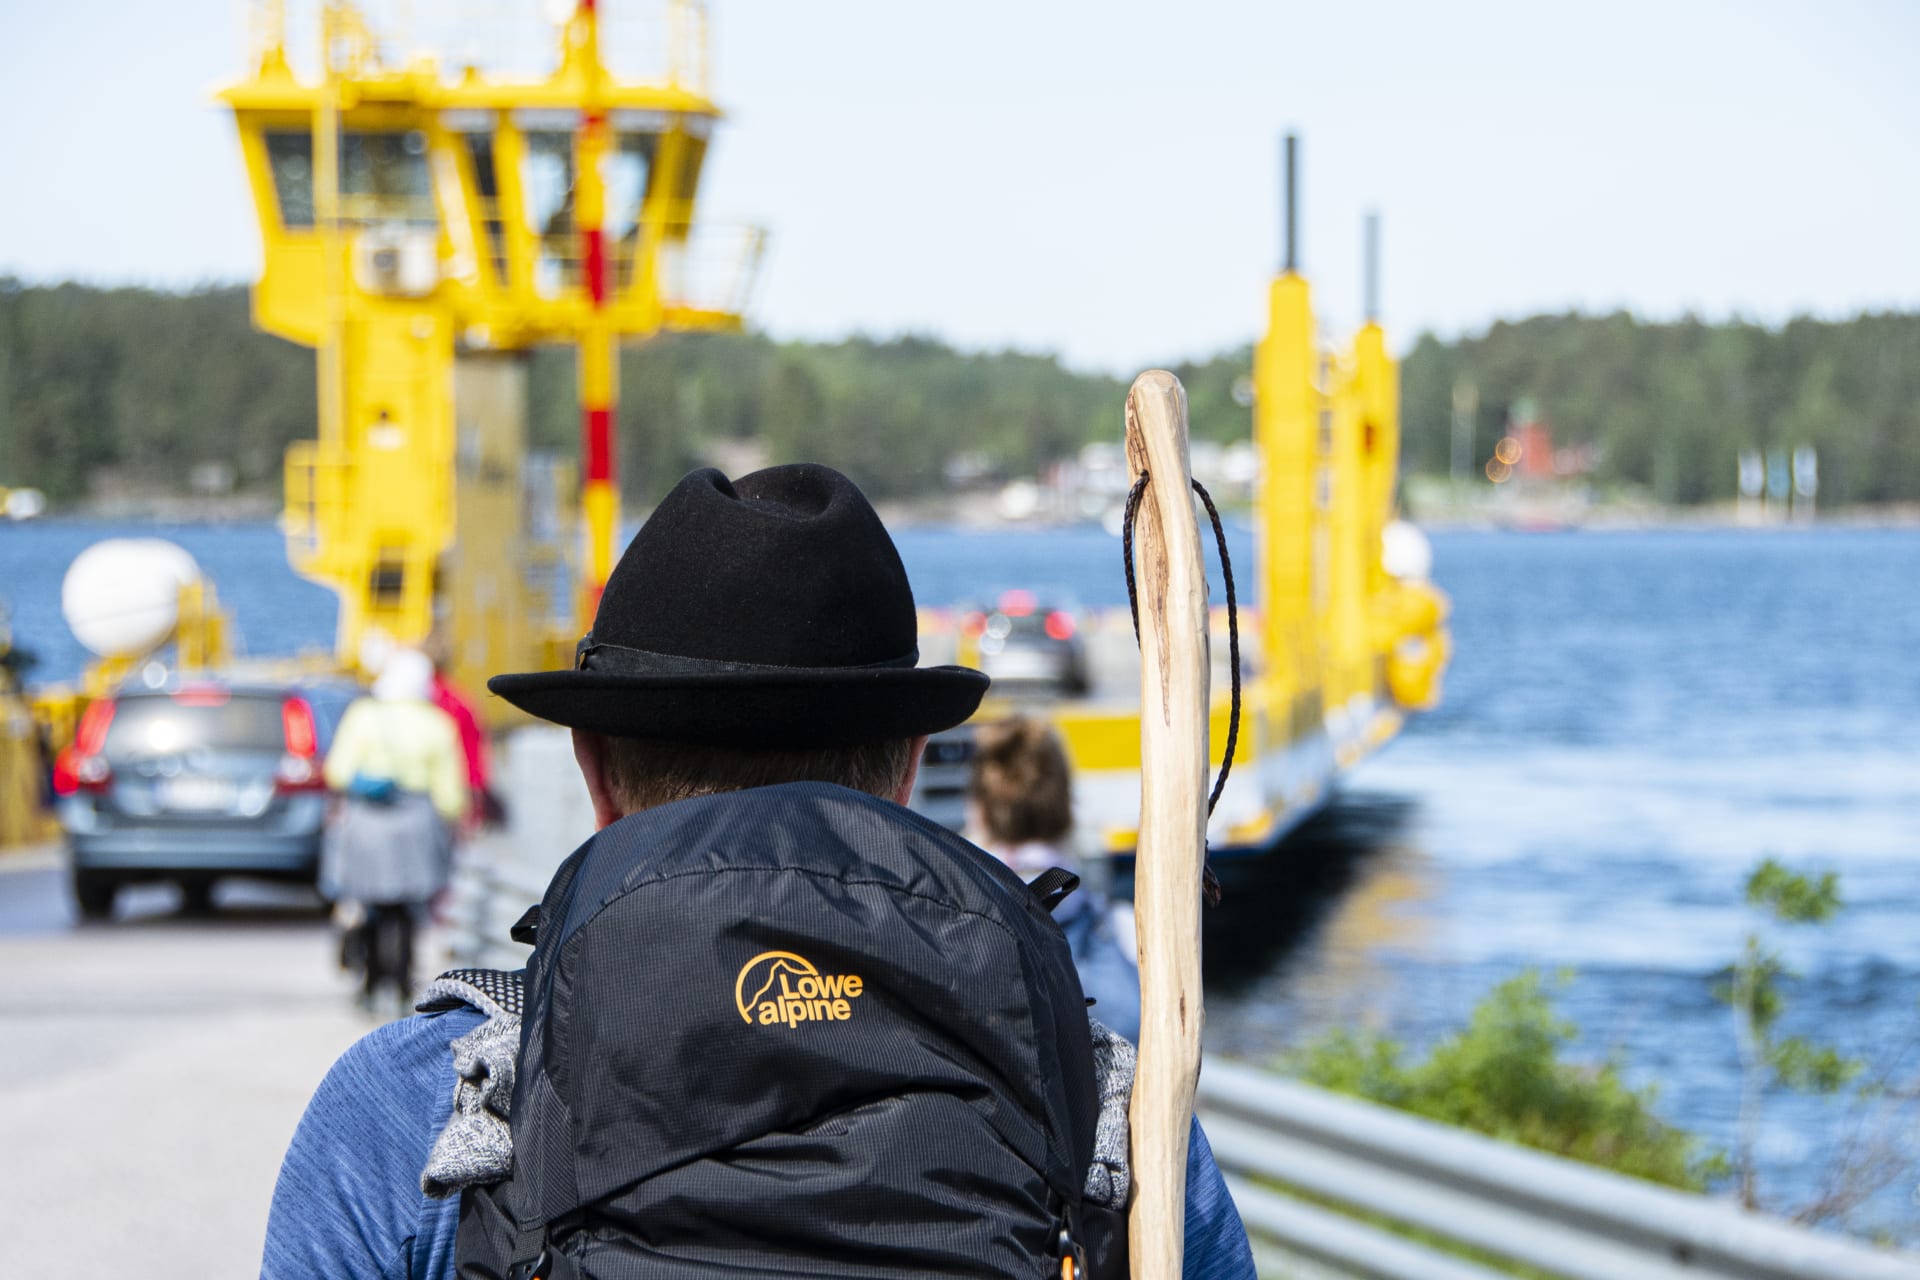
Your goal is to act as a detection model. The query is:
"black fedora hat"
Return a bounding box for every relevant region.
[489,464,988,748]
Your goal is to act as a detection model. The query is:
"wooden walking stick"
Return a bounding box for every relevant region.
[1122,370,1210,1280]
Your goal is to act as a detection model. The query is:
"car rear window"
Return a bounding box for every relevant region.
[103,694,286,758]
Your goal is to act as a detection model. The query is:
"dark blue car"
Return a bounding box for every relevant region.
[55,676,358,918]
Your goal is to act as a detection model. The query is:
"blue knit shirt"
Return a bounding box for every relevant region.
[261,1007,1256,1279]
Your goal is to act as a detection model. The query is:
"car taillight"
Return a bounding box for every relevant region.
[51,750,112,795]
[282,696,318,757]
[275,755,323,790]
[277,696,326,792]
[1045,610,1076,641]
[54,698,116,796]
[50,752,76,796]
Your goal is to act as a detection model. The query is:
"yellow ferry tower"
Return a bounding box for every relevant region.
[220,0,760,712]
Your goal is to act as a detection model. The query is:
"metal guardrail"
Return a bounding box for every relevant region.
[443,831,540,972]
[1196,1058,1920,1280]
[444,727,588,971]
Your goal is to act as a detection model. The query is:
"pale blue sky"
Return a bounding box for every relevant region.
[2,0,1915,372]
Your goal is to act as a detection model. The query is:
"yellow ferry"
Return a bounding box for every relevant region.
[3,1,1446,861]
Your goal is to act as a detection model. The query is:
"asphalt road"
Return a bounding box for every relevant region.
[0,846,398,1279]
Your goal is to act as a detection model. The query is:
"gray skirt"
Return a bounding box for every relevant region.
[320,790,454,905]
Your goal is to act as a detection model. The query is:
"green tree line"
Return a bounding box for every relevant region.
[0,282,316,502]
[2,278,1915,508]
[1401,312,1920,505]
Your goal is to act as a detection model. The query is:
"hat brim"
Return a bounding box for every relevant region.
[487,664,990,749]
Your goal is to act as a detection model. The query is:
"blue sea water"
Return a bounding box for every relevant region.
[3,519,1917,1237]
[1206,528,1920,1241]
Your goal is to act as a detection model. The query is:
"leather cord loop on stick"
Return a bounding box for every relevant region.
[1122,469,1239,907]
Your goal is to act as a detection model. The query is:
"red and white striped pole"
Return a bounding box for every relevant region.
[575,0,618,618]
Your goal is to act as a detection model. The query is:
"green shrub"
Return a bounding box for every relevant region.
[1286,971,1722,1190]
[1715,858,1869,1213]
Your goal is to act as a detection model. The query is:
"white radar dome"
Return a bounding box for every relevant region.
[62,539,203,658]
[1381,520,1434,581]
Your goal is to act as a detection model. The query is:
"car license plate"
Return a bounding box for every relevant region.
[988,650,1055,678]
[160,776,236,812]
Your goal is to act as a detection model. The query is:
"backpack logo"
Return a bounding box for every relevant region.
[734,950,866,1028]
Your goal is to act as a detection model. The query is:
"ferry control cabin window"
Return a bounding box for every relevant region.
[522,131,576,294]
[266,132,315,229]
[522,129,659,295]
[265,130,437,230]
[463,131,508,283]
[340,131,435,225]
[608,132,656,291]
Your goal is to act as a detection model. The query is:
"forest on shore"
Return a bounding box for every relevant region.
[1,278,1915,509]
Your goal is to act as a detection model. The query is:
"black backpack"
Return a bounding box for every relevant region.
[452,782,1126,1280]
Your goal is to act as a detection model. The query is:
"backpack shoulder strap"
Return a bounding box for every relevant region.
[418,968,525,1199]
[1028,866,1082,914]
[418,967,526,1019]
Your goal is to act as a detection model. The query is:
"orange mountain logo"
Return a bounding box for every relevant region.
[734,950,865,1028]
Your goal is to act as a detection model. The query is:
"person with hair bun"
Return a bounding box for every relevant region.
[969,715,1141,1041]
